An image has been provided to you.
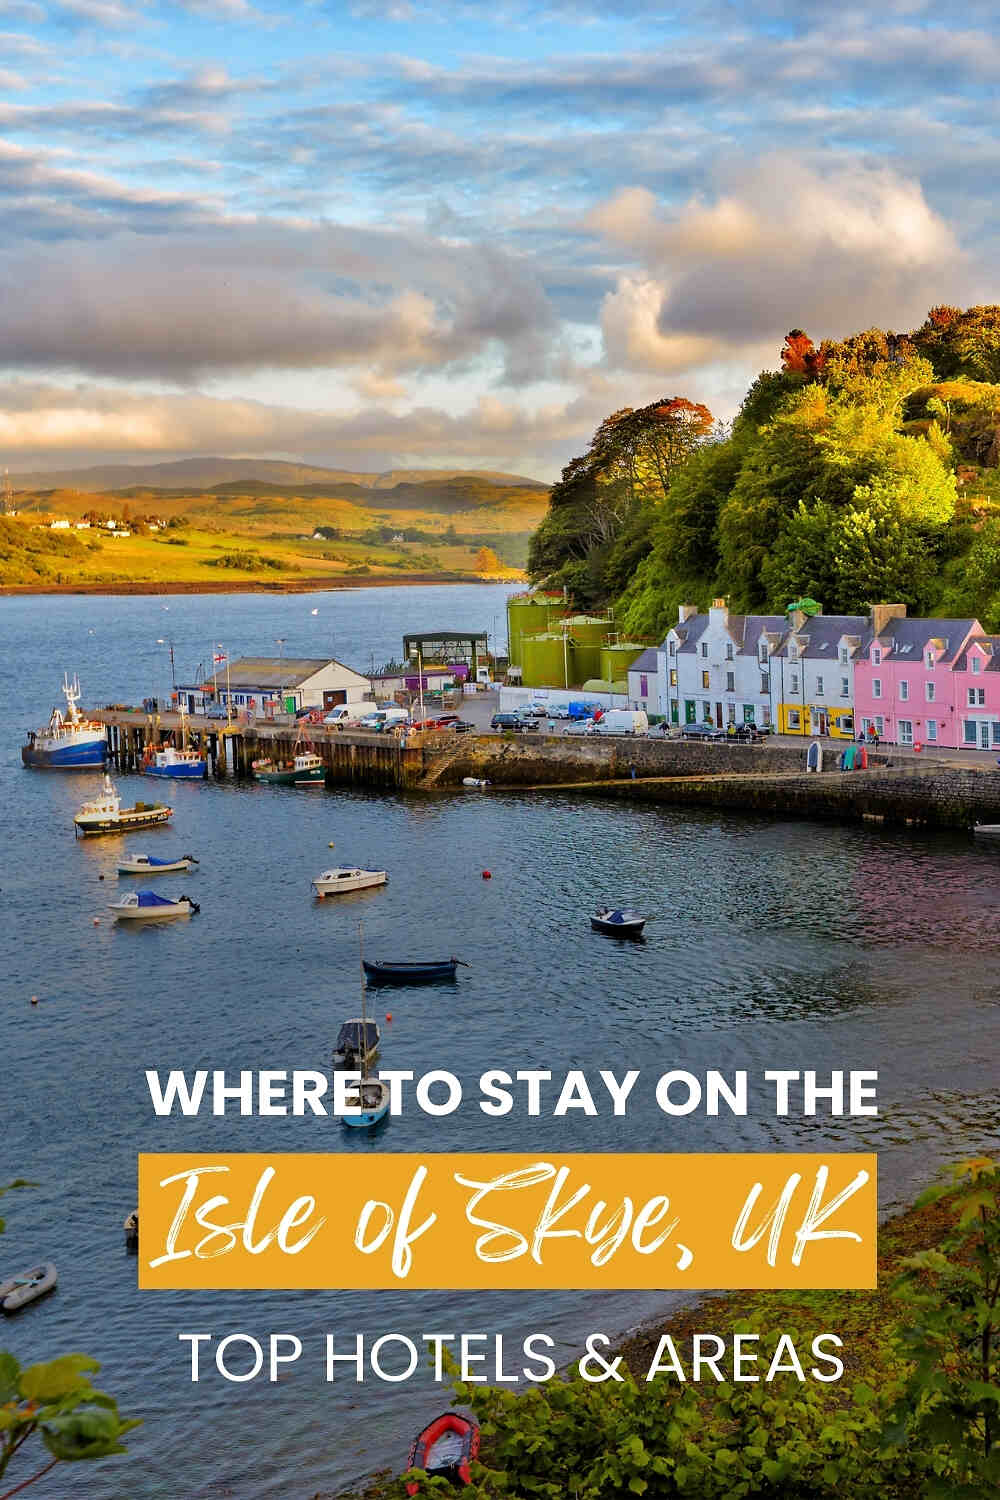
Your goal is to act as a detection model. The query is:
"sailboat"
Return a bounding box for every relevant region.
[341,921,390,1130]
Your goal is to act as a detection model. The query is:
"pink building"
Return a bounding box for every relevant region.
[853,606,983,750]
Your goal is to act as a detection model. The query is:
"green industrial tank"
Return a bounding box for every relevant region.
[600,642,648,683]
[521,631,570,688]
[562,616,609,686]
[506,592,567,668]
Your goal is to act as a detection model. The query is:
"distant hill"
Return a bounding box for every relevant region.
[11,457,548,494]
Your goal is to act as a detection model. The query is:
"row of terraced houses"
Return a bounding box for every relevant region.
[626,600,1000,751]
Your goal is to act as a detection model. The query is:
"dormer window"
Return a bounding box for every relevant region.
[839,647,848,665]
[725,642,734,661]
[972,655,982,675]
[759,644,768,665]
[669,640,676,657]
[701,642,708,658]
[872,647,882,666]
[789,644,797,661]
[925,651,935,669]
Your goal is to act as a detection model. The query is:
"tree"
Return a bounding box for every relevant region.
[473,546,501,573]
[0,1183,139,1496]
[780,328,826,379]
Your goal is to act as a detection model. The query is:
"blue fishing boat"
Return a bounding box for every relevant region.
[140,745,207,779]
[22,674,107,769]
[342,922,390,1129]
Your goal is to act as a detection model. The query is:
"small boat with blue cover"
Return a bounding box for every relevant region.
[108,890,200,921]
[363,958,460,984]
[591,907,646,937]
[118,852,198,874]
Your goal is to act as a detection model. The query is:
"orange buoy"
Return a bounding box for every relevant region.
[385,1012,393,1022]
[482,870,492,880]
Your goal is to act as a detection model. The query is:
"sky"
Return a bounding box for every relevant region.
[0,0,996,479]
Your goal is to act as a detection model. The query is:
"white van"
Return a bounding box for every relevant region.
[322,704,358,726]
[590,709,649,735]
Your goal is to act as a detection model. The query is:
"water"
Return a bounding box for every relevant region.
[2,586,999,1498]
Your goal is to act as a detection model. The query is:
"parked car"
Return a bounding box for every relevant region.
[203,704,229,720]
[552,705,573,719]
[491,712,524,731]
[520,703,547,718]
[681,722,727,740]
[440,719,475,733]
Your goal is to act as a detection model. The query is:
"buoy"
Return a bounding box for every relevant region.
[328,841,335,848]
[385,1012,393,1022]
[482,869,492,880]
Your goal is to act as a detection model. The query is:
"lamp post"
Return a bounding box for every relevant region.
[216,643,232,725]
[409,645,425,724]
[276,637,286,716]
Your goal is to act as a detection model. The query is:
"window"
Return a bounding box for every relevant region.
[702,670,710,689]
[762,706,771,726]
[759,645,768,665]
[815,676,824,696]
[964,721,978,745]
[790,672,799,693]
[926,681,935,702]
[787,709,801,730]
[899,719,913,745]
[760,673,769,695]
[726,703,736,724]
[925,651,935,669]
[970,687,986,706]
[872,647,882,666]
[839,647,849,665]
[973,656,982,675]
[841,677,850,697]
[669,640,676,657]
[873,679,882,699]
[725,642,734,661]
[993,722,1000,747]
[726,671,735,692]
[926,721,937,742]
[702,701,712,722]
[789,644,797,661]
[640,674,648,697]
[900,680,909,701]
[669,668,677,687]
[743,705,756,724]
[701,642,708,658]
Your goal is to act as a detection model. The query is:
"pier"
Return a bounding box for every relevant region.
[92,708,444,789]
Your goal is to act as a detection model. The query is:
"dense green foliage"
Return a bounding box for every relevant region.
[0,1183,138,1496]
[528,306,1000,635]
[389,1163,1000,1500]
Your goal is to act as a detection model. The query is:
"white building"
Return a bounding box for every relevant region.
[659,600,786,729]
[765,611,866,738]
[177,657,372,716]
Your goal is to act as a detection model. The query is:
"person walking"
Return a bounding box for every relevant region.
[870,725,881,753]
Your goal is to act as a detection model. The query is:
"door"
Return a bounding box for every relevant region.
[715,701,723,728]
[685,700,696,724]
[982,721,991,749]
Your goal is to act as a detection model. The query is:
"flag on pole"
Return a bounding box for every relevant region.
[213,652,227,663]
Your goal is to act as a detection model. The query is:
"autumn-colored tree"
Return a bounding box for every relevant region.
[780,329,826,378]
[473,546,501,573]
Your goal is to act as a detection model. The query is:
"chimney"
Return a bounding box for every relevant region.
[678,603,698,623]
[870,602,906,637]
[709,596,728,627]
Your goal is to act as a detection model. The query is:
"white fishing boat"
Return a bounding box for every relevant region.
[973,823,1000,838]
[462,777,490,788]
[108,890,199,921]
[74,775,172,836]
[1,1262,57,1313]
[312,867,387,897]
[118,852,199,875]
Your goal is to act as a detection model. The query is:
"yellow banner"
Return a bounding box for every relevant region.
[138,1152,877,1290]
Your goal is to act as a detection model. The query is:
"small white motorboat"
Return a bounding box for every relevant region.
[312,867,387,898]
[108,890,200,921]
[118,852,199,875]
[462,777,490,788]
[1,1262,57,1313]
[973,824,1000,838]
[591,906,647,938]
[342,1077,391,1129]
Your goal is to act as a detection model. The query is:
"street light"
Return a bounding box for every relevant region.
[216,643,232,725]
[409,644,425,725]
[276,638,286,716]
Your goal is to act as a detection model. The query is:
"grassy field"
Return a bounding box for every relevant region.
[1,475,546,589]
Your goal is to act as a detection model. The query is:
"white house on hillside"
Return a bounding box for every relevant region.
[659,600,786,729]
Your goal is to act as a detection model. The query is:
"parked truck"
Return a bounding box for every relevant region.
[589,709,649,735]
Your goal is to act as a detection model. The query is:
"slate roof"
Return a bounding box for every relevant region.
[627,647,659,674]
[770,615,867,660]
[954,636,1000,671]
[663,615,710,653]
[858,617,979,664]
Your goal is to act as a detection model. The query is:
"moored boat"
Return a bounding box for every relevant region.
[313,867,387,897]
[22,674,106,770]
[341,922,390,1129]
[108,890,199,921]
[252,750,325,785]
[140,745,207,779]
[1,1262,57,1314]
[405,1412,480,1495]
[363,957,461,984]
[118,852,198,874]
[341,1077,391,1129]
[973,823,1000,838]
[333,1018,380,1069]
[462,777,490,788]
[591,907,646,937]
[124,1210,139,1253]
[74,775,172,836]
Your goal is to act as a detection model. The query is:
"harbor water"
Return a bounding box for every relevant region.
[1,585,999,1498]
